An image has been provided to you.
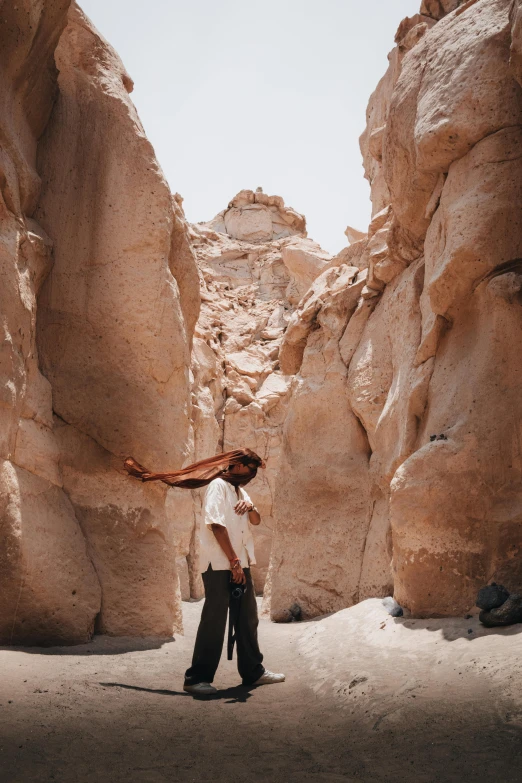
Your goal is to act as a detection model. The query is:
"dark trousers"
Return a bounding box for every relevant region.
[184,566,265,686]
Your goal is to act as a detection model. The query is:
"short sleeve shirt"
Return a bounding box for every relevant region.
[199,478,256,572]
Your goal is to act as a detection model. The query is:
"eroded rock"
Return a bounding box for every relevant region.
[0,2,198,643]
[267,0,522,620]
[0,0,102,645]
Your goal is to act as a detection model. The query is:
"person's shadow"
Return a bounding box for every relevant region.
[99,681,256,704]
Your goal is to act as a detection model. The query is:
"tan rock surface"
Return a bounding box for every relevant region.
[0,0,102,645]
[1,2,198,643]
[392,125,522,616]
[267,264,375,619]
[420,0,461,19]
[0,460,101,645]
[384,0,522,264]
[280,237,332,304]
[55,421,185,635]
[36,5,197,470]
[386,0,522,616]
[267,0,522,620]
[206,188,306,243]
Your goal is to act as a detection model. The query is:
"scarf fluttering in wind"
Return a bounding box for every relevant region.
[123,448,265,489]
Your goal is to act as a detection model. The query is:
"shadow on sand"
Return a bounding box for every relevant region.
[99,681,256,704]
[0,635,177,656]
[393,614,522,642]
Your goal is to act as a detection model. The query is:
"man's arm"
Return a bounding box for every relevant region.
[234,500,261,526]
[210,524,246,584]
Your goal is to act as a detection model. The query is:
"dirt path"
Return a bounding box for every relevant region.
[1,599,522,782]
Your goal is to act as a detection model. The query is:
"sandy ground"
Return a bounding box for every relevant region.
[1,598,522,783]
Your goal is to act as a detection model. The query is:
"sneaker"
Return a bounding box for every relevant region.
[183,682,217,695]
[253,670,285,686]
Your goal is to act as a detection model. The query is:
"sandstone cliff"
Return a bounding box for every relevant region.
[267,0,522,620]
[0,2,199,643]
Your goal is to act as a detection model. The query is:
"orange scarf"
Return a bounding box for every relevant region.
[123,448,265,489]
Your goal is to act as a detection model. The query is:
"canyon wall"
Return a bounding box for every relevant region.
[0,1,199,644]
[0,0,100,645]
[3,0,522,644]
[267,0,522,619]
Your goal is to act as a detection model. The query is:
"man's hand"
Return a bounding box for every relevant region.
[234,499,261,525]
[231,564,246,585]
[234,499,252,515]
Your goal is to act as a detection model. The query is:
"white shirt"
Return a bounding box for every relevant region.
[199,478,256,572]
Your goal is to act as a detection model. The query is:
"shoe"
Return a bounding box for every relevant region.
[253,670,285,686]
[183,682,217,695]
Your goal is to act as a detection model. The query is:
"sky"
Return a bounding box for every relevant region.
[79,0,420,254]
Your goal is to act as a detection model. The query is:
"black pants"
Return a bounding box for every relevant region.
[184,566,265,686]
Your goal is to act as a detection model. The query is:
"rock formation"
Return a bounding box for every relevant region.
[0,2,199,644]
[267,0,522,620]
[0,0,332,643]
[0,0,100,645]
[3,0,522,644]
[476,583,522,627]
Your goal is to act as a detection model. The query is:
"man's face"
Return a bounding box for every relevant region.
[230,463,255,476]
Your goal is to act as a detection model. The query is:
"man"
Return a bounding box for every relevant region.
[184,454,285,695]
[123,449,285,696]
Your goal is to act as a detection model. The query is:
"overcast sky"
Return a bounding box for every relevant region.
[79,0,420,253]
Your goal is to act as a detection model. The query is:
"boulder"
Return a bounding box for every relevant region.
[281,237,332,304]
[420,0,461,20]
[266,262,376,618]
[0,460,101,645]
[225,205,274,243]
[205,189,306,244]
[266,357,371,620]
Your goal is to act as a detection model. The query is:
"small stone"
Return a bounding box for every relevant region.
[382,596,404,617]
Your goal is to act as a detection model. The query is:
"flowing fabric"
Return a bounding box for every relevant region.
[123,448,265,489]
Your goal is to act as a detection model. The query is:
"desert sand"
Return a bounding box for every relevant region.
[1,599,521,783]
